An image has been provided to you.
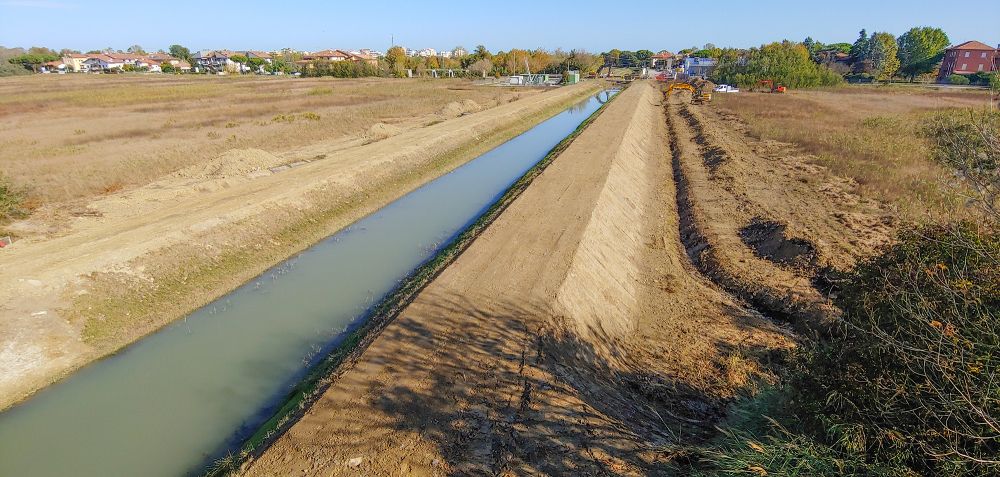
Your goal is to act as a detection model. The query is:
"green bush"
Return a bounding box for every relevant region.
[793,224,1000,475]
[0,175,28,222]
[968,72,993,86]
[948,74,970,85]
[0,60,30,77]
[844,72,875,83]
[712,41,843,89]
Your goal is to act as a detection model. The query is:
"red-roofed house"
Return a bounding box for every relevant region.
[937,40,999,81]
[651,50,675,69]
[304,49,351,61]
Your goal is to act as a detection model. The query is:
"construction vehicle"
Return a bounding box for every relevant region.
[666,82,696,94]
[666,82,711,103]
[757,79,786,93]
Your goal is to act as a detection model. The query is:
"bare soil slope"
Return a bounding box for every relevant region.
[242,82,791,476]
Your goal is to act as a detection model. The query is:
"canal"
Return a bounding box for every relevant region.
[0,89,613,476]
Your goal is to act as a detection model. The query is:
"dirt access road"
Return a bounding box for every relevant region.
[241,81,793,476]
[0,82,598,411]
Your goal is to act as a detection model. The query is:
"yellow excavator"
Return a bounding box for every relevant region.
[666,82,711,103]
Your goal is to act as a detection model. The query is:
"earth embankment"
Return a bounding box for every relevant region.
[241,81,791,476]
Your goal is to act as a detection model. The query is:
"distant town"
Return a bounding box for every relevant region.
[2,28,998,87]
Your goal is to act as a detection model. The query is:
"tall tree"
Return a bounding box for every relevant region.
[473,45,491,61]
[897,26,950,81]
[870,32,900,81]
[168,44,191,61]
[850,29,870,65]
[384,45,407,75]
[127,44,146,55]
[635,49,654,65]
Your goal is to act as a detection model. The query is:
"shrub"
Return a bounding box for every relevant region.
[712,41,844,89]
[844,72,875,83]
[968,72,993,86]
[791,223,1000,475]
[0,60,30,77]
[694,419,892,477]
[0,175,29,222]
[924,110,1000,222]
[948,74,970,85]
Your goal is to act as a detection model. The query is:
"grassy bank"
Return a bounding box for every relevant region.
[204,85,621,476]
[713,88,988,222]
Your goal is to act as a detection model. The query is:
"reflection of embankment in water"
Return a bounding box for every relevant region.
[0,90,615,477]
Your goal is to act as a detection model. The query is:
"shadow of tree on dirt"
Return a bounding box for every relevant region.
[315,288,784,476]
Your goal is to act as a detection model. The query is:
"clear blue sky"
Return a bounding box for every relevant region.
[1,0,997,54]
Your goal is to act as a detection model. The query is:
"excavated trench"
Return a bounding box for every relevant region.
[663,90,827,330]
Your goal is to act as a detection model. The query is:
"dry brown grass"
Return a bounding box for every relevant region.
[0,75,532,206]
[714,86,994,221]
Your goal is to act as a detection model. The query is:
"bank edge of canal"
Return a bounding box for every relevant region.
[207,86,624,476]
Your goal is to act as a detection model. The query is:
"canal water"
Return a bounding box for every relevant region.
[0,90,613,476]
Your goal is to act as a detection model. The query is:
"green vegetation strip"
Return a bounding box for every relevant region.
[206,86,621,475]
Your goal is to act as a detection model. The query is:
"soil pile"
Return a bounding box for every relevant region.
[177,148,283,179]
[364,122,401,141]
[439,99,481,118]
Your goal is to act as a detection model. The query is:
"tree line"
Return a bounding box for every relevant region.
[709,26,997,88]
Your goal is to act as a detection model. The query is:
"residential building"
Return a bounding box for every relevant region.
[192,50,239,72]
[651,50,674,69]
[938,41,999,80]
[40,60,66,73]
[452,47,467,58]
[683,57,717,77]
[304,49,352,61]
[61,53,92,72]
[417,48,436,57]
[245,51,273,63]
[83,54,126,72]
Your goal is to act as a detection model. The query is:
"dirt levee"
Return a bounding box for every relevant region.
[241,81,790,476]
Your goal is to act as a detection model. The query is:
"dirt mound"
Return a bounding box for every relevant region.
[439,102,465,117]
[740,218,818,269]
[439,100,480,118]
[364,122,400,141]
[460,99,481,113]
[178,148,283,179]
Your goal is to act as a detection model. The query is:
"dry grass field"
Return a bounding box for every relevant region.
[0,75,531,210]
[714,85,993,221]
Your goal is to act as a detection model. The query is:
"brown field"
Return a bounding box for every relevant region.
[0,75,531,207]
[713,85,993,221]
[2,77,990,474]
